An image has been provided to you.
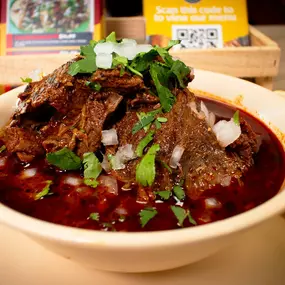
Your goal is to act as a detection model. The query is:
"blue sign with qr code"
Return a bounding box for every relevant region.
[185,0,201,3]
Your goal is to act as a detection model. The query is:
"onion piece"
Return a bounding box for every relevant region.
[200,101,216,127]
[136,44,153,54]
[96,53,113,69]
[28,68,45,81]
[64,176,82,186]
[209,112,216,128]
[94,42,116,54]
[111,144,136,170]
[213,119,241,147]
[121,39,137,46]
[101,129,118,146]
[205,198,222,209]
[99,175,118,195]
[101,154,111,172]
[116,43,137,60]
[22,168,37,178]
[221,176,232,187]
[169,145,185,169]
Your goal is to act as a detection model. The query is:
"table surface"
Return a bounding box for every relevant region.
[257,25,285,90]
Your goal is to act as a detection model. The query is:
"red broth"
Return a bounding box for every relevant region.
[0,98,284,232]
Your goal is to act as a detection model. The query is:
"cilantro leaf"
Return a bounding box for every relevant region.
[68,58,97,76]
[46,147,82,170]
[165,40,180,51]
[130,49,157,73]
[127,65,143,77]
[106,31,117,42]
[136,144,160,186]
[139,207,158,227]
[155,190,171,200]
[188,211,197,225]
[132,113,156,134]
[85,81,101,91]
[135,130,155,157]
[0,145,6,153]
[154,46,174,67]
[233,110,240,126]
[102,222,116,231]
[35,180,52,200]
[112,54,128,67]
[21,77,32,83]
[80,44,96,57]
[157,159,172,173]
[170,60,190,88]
[171,206,188,227]
[83,152,102,188]
[89,212,100,221]
[154,120,161,129]
[150,63,176,112]
[173,185,185,201]
[157,117,168,123]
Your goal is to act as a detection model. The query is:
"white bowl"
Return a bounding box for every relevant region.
[0,70,285,273]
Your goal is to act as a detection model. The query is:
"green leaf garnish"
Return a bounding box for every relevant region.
[136,144,160,186]
[165,40,180,51]
[154,46,174,67]
[233,110,240,126]
[157,117,168,123]
[102,222,116,231]
[126,65,143,77]
[106,31,117,42]
[157,159,172,173]
[35,180,52,200]
[188,211,197,225]
[89,212,100,221]
[135,130,155,157]
[170,60,190,88]
[80,44,96,57]
[154,120,161,129]
[21,77,32,83]
[155,190,171,200]
[139,207,158,227]
[46,147,82,170]
[68,58,97,76]
[83,152,102,188]
[171,205,188,227]
[149,63,176,112]
[112,55,128,67]
[173,185,185,201]
[132,113,156,134]
[119,215,126,222]
[130,49,157,73]
[0,145,6,153]
[85,81,101,91]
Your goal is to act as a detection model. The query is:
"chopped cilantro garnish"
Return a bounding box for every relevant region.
[0,145,6,153]
[46,147,82,170]
[170,60,190,88]
[132,113,156,134]
[68,58,97,76]
[21,77,32,83]
[112,54,128,67]
[85,81,101,91]
[136,144,160,186]
[126,65,143,77]
[188,211,197,225]
[130,49,157,73]
[165,40,180,51]
[157,117,168,123]
[171,205,188,227]
[154,120,161,129]
[154,46,174,67]
[149,63,176,112]
[89,212,100,221]
[119,215,126,222]
[157,159,172,173]
[135,130,155,157]
[233,110,240,126]
[83,152,102,188]
[106,31,116,42]
[35,180,52,200]
[80,44,96,57]
[173,185,185,201]
[155,190,171,200]
[102,222,116,231]
[139,207,158,227]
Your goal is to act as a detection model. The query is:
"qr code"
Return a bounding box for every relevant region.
[172,25,223,49]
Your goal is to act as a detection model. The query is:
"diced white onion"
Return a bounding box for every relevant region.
[101,129,118,146]
[205,198,222,209]
[115,207,128,215]
[96,53,113,69]
[94,42,116,54]
[169,145,185,169]
[200,101,216,127]
[101,154,111,172]
[111,144,136,170]
[213,119,241,147]
[99,175,118,195]
[22,168,37,178]
[121,39,137,46]
[116,43,137,60]
[221,176,232,187]
[28,68,45,81]
[136,44,153,54]
[64,176,82,186]
[0,158,6,167]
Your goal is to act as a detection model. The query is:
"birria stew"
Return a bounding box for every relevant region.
[0,33,284,232]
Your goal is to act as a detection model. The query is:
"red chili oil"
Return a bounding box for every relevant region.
[0,99,284,232]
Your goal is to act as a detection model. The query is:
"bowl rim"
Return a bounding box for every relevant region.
[0,69,285,249]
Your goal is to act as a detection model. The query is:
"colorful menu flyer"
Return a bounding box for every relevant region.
[143,0,249,49]
[0,0,104,55]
